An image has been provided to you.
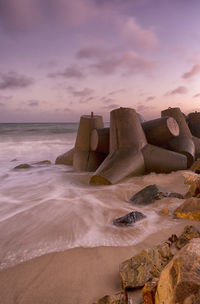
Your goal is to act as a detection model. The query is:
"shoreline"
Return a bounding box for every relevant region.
[0,219,199,304]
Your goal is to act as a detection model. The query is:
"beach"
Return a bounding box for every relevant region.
[0,123,200,303]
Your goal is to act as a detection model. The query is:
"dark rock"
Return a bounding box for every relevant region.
[129,184,183,206]
[143,278,158,304]
[13,163,32,170]
[113,211,146,226]
[175,225,200,249]
[33,160,51,165]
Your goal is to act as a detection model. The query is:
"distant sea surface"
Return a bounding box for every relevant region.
[0,123,189,270]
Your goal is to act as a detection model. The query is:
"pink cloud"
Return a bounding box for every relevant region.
[0,71,34,90]
[67,86,94,98]
[121,17,158,49]
[48,65,84,79]
[90,51,155,76]
[165,86,188,96]
[182,64,200,79]
[193,93,200,98]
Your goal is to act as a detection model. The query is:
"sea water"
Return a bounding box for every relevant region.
[0,123,189,269]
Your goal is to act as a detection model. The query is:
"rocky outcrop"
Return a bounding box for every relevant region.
[175,225,200,249]
[174,198,200,221]
[190,158,200,173]
[129,184,183,206]
[113,211,146,227]
[155,238,200,304]
[143,278,158,304]
[119,242,173,290]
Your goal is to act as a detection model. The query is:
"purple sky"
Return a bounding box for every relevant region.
[1,0,200,122]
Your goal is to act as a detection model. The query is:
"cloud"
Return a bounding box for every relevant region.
[146,96,155,102]
[28,100,39,107]
[102,104,119,110]
[67,86,93,98]
[0,72,34,90]
[0,103,5,106]
[48,65,84,80]
[76,46,106,60]
[100,96,115,104]
[0,95,12,101]
[121,17,158,49]
[193,93,200,98]
[90,51,155,76]
[182,64,200,79]
[165,86,188,96]
[0,0,97,34]
[136,102,155,113]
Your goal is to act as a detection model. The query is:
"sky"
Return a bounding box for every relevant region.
[1,0,200,122]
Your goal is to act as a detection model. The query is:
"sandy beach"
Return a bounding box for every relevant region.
[0,219,199,304]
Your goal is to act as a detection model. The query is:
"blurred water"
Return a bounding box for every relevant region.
[0,123,189,270]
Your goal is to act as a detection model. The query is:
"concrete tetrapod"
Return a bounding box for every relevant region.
[90,116,180,155]
[188,112,200,139]
[161,107,195,167]
[89,107,187,185]
[90,108,146,185]
[73,114,107,172]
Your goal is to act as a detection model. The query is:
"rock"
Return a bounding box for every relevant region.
[159,206,170,216]
[129,184,183,206]
[175,225,200,249]
[174,198,200,221]
[190,158,200,173]
[13,163,32,170]
[155,238,200,304]
[113,211,146,227]
[119,242,173,290]
[33,160,51,165]
[55,148,74,166]
[143,278,158,304]
[95,291,124,304]
[184,179,200,198]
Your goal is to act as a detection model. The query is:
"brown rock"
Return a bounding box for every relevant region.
[13,163,32,170]
[175,225,200,249]
[159,206,170,216]
[143,278,158,304]
[155,238,200,304]
[184,179,200,198]
[95,291,124,304]
[119,242,173,290]
[190,158,200,173]
[174,198,200,221]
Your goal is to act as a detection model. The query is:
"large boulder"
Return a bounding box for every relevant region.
[155,238,200,304]
[174,198,200,221]
[113,211,146,227]
[129,184,183,206]
[119,242,173,290]
[142,278,158,304]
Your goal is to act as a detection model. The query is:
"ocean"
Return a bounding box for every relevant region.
[0,123,189,270]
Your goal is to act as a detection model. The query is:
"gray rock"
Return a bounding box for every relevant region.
[129,184,183,206]
[113,211,146,226]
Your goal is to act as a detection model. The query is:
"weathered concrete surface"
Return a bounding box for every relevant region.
[155,238,200,304]
[142,116,179,146]
[119,242,173,290]
[129,184,183,206]
[55,148,74,166]
[174,198,200,221]
[161,107,195,167]
[90,108,147,185]
[90,128,110,154]
[73,115,105,172]
[142,144,187,173]
[113,211,146,227]
[188,111,200,138]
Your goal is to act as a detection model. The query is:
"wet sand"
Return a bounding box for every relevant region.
[0,220,199,304]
